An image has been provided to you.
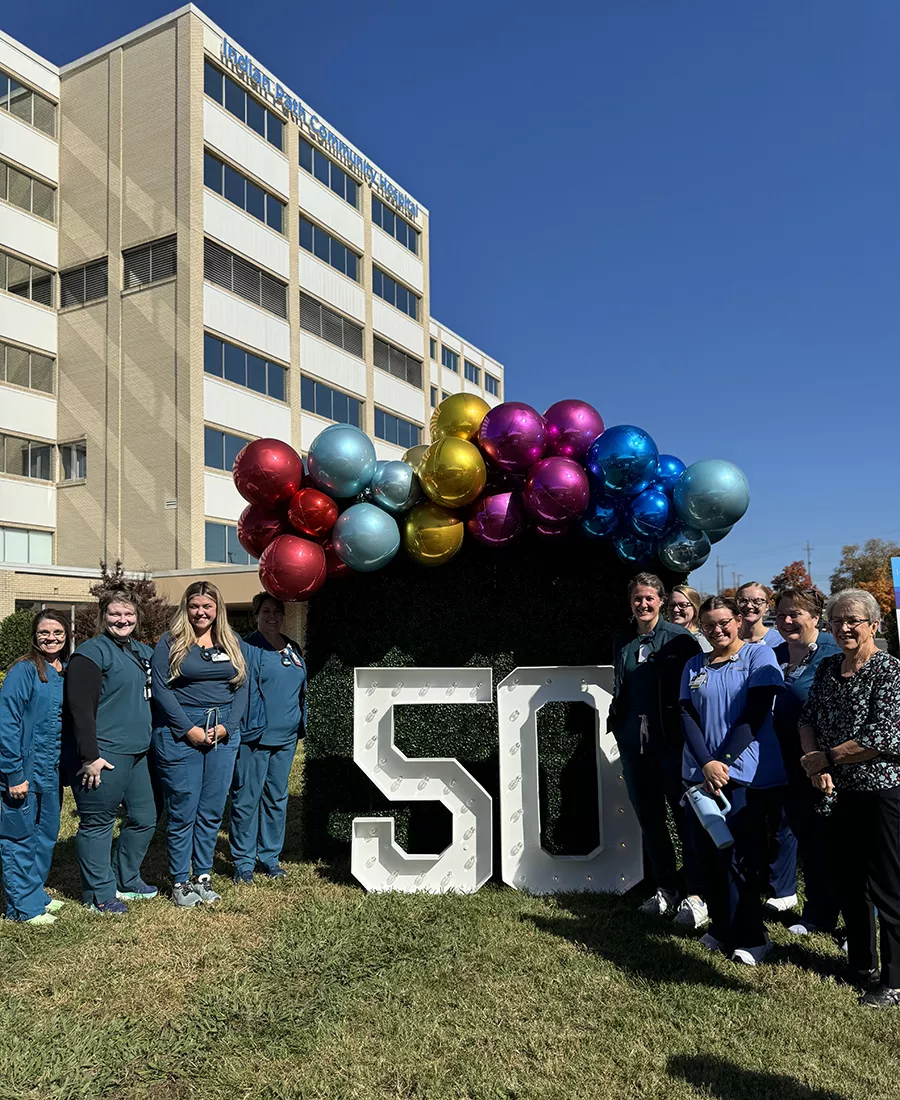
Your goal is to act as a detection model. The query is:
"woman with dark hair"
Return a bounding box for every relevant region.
[229,593,306,883]
[64,591,157,915]
[609,572,703,924]
[0,610,69,924]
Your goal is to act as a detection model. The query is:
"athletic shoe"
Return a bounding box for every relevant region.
[699,932,724,953]
[673,896,709,930]
[732,938,772,966]
[840,967,881,991]
[258,864,286,880]
[859,985,900,1008]
[24,912,57,926]
[45,899,65,914]
[764,893,798,913]
[233,870,255,885]
[172,882,202,908]
[638,888,676,917]
[116,881,158,901]
[192,875,221,903]
[88,899,128,916]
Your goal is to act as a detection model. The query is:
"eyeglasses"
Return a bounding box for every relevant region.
[737,598,768,609]
[36,630,66,640]
[829,617,870,629]
[701,618,735,635]
[669,602,693,612]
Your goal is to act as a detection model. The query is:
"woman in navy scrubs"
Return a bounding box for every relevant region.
[230,593,306,883]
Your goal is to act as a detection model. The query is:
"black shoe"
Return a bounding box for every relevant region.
[859,984,900,1008]
[840,967,881,991]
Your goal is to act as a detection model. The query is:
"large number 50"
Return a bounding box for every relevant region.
[351,666,642,895]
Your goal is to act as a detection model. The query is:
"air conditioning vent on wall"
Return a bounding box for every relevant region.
[164,499,177,509]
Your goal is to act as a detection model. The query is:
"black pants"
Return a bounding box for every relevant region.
[782,777,840,931]
[834,786,900,988]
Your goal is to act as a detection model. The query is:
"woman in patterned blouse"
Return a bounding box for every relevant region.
[798,588,900,1009]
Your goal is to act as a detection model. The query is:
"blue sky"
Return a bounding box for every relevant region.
[8,0,899,593]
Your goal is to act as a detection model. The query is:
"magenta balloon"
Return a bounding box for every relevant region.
[466,491,527,547]
[477,402,547,472]
[522,457,590,525]
[543,400,605,460]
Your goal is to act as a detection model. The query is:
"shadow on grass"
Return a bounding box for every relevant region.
[525,891,751,992]
[668,1054,849,1100]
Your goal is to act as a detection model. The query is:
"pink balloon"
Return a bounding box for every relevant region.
[477,402,546,472]
[466,492,527,548]
[543,400,605,460]
[523,457,590,525]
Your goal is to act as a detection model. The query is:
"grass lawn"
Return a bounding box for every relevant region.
[0,753,896,1100]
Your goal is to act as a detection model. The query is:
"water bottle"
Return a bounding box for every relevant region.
[685,784,734,849]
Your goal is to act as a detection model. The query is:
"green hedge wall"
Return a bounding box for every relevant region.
[304,534,682,870]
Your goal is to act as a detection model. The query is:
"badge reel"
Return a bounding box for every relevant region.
[140,658,152,702]
[689,668,708,691]
[281,644,303,668]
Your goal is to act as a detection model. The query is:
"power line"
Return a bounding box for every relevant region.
[804,541,814,577]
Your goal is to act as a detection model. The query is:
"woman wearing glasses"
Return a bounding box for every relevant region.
[680,596,785,964]
[667,585,712,653]
[151,581,249,907]
[0,611,69,924]
[799,589,900,1008]
[736,582,781,647]
[229,594,306,883]
[63,592,157,915]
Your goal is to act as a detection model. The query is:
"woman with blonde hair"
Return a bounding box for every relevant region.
[151,581,249,907]
[668,584,712,653]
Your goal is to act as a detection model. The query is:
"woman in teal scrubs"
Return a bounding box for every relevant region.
[230,593,306,883]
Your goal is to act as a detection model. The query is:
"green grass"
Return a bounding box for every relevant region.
[0,754,896,1100]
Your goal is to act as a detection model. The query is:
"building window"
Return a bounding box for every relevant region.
[373,336,422,389]
[372,265,419,321]
[59,440,87,481]
[430,337,436,360]
[204,333,286,401]
[300,377,362,427]
[442,391,450,402]
[430,386,437,408]
[204,239,287,318]
[0,248,53,307]
[298,137,358,208]
[0,160,55,223]
[0,340,54,394]
[374,409,420,449]
[60,258,107,308]
[371,196,419,256]
[204,426,251,472]
[464,360,480,385]
[204,152,284,233]
[0,434,53,480]
[0,526,52,565]
[299,292,363,358]
[123,237,176,291]
[441,346,459,373]
[299,217,359,281]
[205,521,250,565]
[0,69,56,138]
[485,372,501,397]
[203,61,283,152]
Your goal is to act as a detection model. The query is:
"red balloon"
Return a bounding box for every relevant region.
[288,487,339,538]
[237,504,288,559]
[234,438,304,509]
[258,535,327,601]
[323,538,352,579]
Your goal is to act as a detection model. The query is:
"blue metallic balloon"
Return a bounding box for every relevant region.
[612,533,658,566]
[658,525,712,573]
[673,459,750,531]
[654,454,686,493]
[628,488,670,539]
[307,425,377,499]
[586,425,659,497]
[707,524,733,544]
[332,503,400,572]
[581,495,621,539]
[369,460,422,515]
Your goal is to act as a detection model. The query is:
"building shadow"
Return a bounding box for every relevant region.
[667,1054,850,1100]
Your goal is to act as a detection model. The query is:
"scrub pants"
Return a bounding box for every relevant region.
[229,737,298,873]
[152,704,238,883]
[783,777,840,931]
[71,751,157,906]
[765,796,799,900]
[0,783,61,920]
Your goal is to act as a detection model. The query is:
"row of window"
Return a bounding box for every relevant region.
[203,333,286,401]
[374,408,421,449]
[0,434,86,482]
[0,340,54,395]
[0,69,56,138]
[300,377,362,427]
[0,526,52,566]
[205,521,250,565]
[60,259,107,309]
[204,239,287,318]
[0,248,53,306]
[299,137,358,208]
[204,151,284,234]
[59,239,176,309]
[0,160,55,223]
[432,337,501,396]
[299,292,364,357]
[372,265,419,320]
[300,216,358,282]
[204,426,250,473]
[373,336,422,389]
[204,61,283,151]
[371,197,419,255]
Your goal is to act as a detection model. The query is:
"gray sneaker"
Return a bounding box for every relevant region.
[172,881,202,908]
[192,875,221,904]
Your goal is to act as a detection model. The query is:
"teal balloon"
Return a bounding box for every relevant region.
[332,503,400,572]
[369,460,422,515]
[613,533,657,565]
[628,488,670,539]
[586,425,658,497]
[308,425,377,499]
[581,496,621,539]
[708,524,733,544]
[658,526,711,572]
[673,459,749,531]
[654,454,686,493]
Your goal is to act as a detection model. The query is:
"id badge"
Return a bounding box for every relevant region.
[689,669,708,690]
[210,650,230,663]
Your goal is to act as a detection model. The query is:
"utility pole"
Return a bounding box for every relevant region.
[716,557,723,594]
[804,541,814,578]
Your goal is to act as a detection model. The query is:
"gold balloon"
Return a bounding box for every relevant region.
[419,437,487,509]
[403,501,465,566]
[430,392,491,442]
[401,444,429,474]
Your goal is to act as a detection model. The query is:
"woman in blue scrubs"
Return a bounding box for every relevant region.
[230,594,306,883]
[151,581,249,908]
[0,610,69,925]
[680,595,786,965]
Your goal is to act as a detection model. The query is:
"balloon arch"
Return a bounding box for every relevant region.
[231,395,749,601]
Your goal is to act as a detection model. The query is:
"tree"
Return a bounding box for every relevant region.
[74,560,173,647]
[830,539,900,656]
[0,610,35,671]
[771,560,814,592]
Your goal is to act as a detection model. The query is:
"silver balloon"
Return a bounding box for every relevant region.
[369,460,422,514]
[673,460,749,531]
[332,502,400,572]
[707,525,733,544]
[658,526,711,572]
[307,424,377,499]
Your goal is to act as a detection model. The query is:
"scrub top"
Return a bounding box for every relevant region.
[151,632,249,738]
[244,632,306,747]
[681,643,786,788]
[0,660,64,791]
[748,627,782,647]
[76,634,154,754]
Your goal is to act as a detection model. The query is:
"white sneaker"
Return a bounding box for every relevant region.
[732,938,772,966]
[788,922,816,936]
[638,888,676,917]
[764,893,798,913]
[192,875,221,904]
[673,896,709,930]
[699,932,724,953]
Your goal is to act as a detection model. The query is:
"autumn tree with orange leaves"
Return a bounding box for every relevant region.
[830,539,899,655]
[771,560,814,592]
